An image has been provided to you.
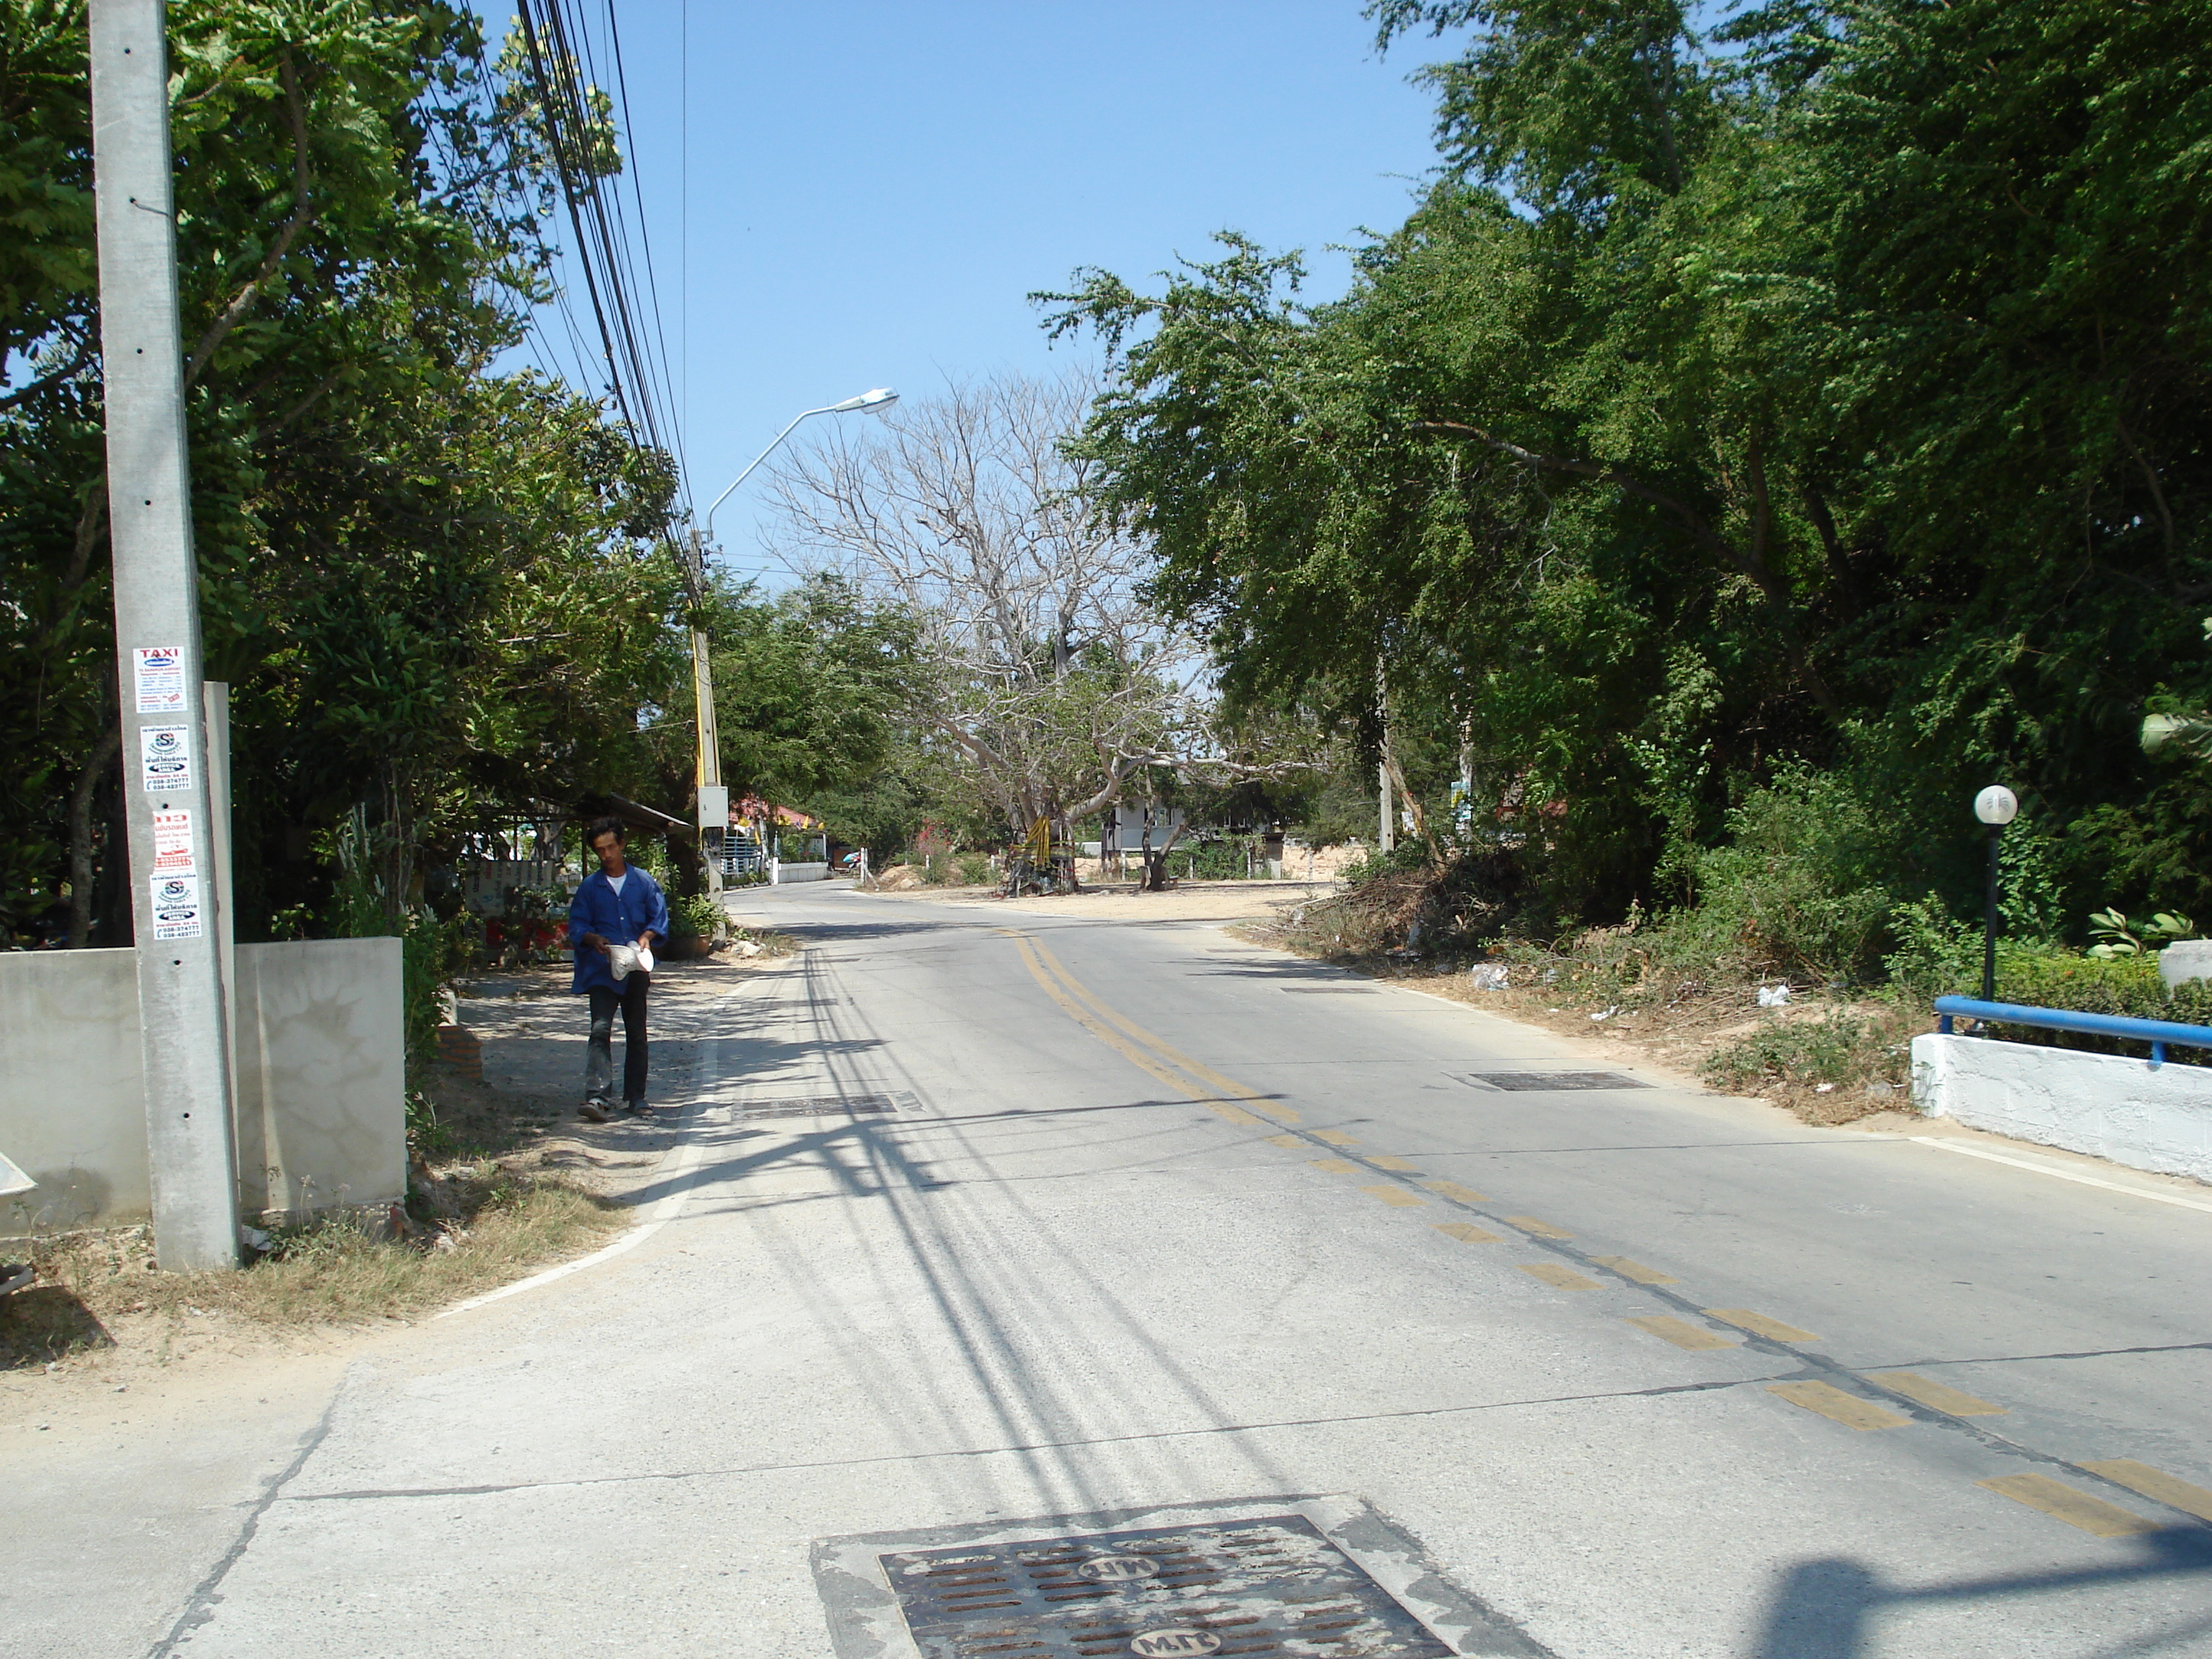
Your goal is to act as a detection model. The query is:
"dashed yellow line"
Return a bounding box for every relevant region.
[1627,1316,1737,1351]
[2080,1460,2212,1523]
[1769,1381,1909,1431]
[1590,1256,1678,1285]
[1434,1222,1503,1244]
[1979,1474,2159,1538]
[1503,1214,1573,1239]
[1520,1262,1599,1291]
[1869,1372,2006,1418]
[1708,1309,1820,1344]
[1421,1179,1489,1203]
[1007,922,2171,1536]
[1361,1185,1427,1208]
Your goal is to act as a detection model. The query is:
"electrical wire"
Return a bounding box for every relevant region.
[511,0,698,596]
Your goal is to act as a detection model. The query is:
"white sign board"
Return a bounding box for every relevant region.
[139,723,192,792]
[148,871,204,939]
[133,644,187,713]
[151,808,197,874]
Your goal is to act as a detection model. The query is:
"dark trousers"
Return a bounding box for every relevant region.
[586,975,649,1102]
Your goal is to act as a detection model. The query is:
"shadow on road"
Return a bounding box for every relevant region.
[1756,1527,2212,1656]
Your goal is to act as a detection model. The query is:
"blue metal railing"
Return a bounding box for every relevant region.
[1933,995,2212,1066]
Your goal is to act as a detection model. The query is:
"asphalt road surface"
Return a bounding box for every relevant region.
[12,883,2212,1658]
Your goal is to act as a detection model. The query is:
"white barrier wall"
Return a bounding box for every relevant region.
[231,938,406,1222]
[1911,1033,2212,1183]
[0,938,405,1236]
[0,949,148,1231]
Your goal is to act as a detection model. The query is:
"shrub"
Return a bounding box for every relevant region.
[1657,768,1897,985]
[1704,1009,1914,1094]
[667,893,722,941]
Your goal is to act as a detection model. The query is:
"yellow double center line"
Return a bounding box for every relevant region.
[999,929,1297,1125]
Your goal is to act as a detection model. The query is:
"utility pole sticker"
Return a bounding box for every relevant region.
[151,809,197,875]
[139,724,192,792]
[133,645,187,714]
[149,873,204,940]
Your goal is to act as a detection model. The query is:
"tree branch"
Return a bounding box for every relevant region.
[184,48,315,388]
[1414,419,1843,720]
[0,328,94,413]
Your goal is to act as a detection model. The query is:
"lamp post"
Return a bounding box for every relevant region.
[702,387,899,549]
[686,388,897,879]
[1974,785,2019,1001]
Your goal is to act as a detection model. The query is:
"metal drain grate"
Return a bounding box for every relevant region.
[1455,1071,1647,1092]
[881,1514,1452,1658]
[738,1092,902,1120]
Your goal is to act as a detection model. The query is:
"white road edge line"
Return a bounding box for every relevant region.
[436,1032,722,1318]
[1909,1136,2212,1214]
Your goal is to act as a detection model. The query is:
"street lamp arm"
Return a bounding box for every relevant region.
[703,405,841,547]
[701,387,898,549]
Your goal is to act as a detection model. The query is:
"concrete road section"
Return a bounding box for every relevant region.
[7,884,2210,1658]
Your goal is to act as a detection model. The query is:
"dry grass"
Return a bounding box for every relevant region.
[0,1177,621,1370]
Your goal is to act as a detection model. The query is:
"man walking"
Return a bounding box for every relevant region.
[568,816,670,1122]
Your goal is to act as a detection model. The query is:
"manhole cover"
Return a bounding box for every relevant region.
[1455,1071,1647,1092]
[879,1514,1452,1658]
[738,1092,902,1120]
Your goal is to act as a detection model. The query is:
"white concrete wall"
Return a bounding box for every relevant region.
[1911,1033,2212,1183]
[231,938,405,1222]
[0,949,148,1232]
[770,860,830,884]
[0,938,404,1237]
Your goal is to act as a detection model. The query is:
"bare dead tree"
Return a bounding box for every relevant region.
[763,371,1209,832]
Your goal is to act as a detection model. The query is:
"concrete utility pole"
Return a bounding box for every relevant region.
[688,533,726,893]
[90,0,240,1269]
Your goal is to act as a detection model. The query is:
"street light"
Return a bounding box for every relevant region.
[685,388,898,889]
[1974,784,2019,1001]
[701,387,899,547]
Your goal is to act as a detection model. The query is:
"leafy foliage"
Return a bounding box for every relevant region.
[0,3,689,945]
[1048,0,2212,947]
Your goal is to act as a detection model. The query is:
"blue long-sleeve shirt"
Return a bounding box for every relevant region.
[567,866,670,994]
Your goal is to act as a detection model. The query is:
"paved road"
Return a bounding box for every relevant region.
[11,885,2212,1658]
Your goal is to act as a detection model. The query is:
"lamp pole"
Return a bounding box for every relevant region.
[1974,785,2019,1002]
[688,387,897,878]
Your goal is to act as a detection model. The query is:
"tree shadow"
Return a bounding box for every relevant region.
[1757,1527,2212,1657]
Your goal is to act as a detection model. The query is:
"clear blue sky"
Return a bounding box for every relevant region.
[495,2,1453,583]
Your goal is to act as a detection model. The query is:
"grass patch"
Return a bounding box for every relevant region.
[1701,1005,1921,1122]
[729,924,799,957]
[1,1172,622,1370]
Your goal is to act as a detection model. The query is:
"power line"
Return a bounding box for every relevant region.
[511,0,698,595]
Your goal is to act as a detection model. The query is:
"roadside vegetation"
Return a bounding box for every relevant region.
[1050,0,2212,1112]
